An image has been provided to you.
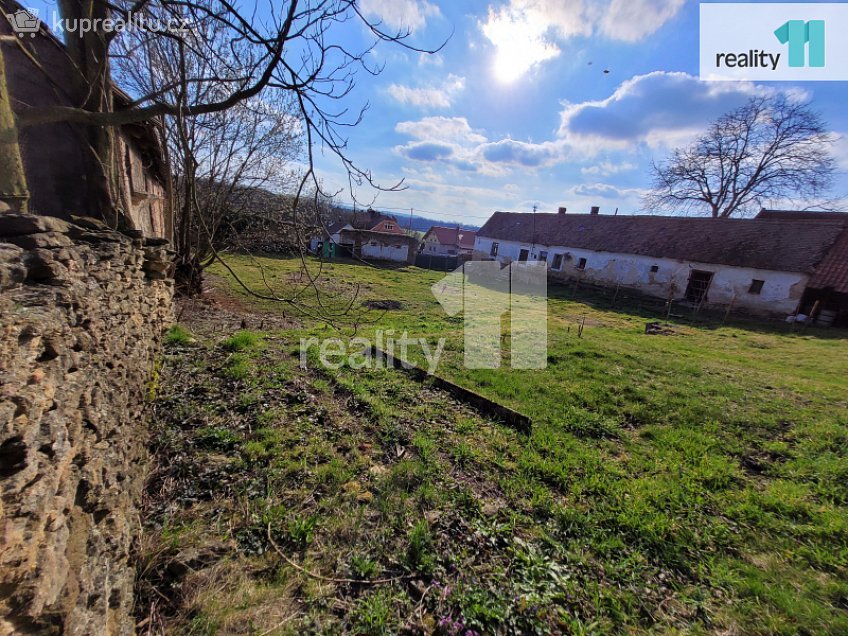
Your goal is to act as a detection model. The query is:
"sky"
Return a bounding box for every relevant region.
[304,0,848,225]
[24,0,848,225]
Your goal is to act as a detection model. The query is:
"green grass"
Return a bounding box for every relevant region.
[140,255,848,635]
[164,323,193,346]
[220,330,261,352]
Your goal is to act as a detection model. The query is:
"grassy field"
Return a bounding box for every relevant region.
[140,255,848,635]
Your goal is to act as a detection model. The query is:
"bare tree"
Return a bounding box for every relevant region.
[6,0,444,323]
[644,95,836,218]
[114,19,303,293]
[16,0,444,221]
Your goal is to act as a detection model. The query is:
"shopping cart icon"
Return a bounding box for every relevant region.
[8,8,39,37]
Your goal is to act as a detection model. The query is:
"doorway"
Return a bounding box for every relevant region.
[685,270,713,303]
[518,248,529,262]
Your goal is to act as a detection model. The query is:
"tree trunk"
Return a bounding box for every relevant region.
[0,44,29,212]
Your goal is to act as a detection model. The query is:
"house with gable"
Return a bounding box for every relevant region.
[421,226,477,257]
[311,209,419,264]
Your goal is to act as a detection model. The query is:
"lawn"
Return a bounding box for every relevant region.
[139,254,848,635]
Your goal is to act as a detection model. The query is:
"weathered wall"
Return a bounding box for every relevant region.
[0,213,173,635]
[1,8,170,239]
[474,236,808,316]
[362,241,411,263]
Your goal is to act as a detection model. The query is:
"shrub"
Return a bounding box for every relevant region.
[164,324,193,346]
[221,330,261,352]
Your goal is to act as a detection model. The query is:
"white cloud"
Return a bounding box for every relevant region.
[599,0,685,43]
[581,161,637,176]
[558,71,803,152]
[418,52,444,67]
[359,0,440,32]
[479,0,685,81]
[395,116,568,174]
[832,133,848,171]
[395,116,487,144]
[566,183,648,212]
[392,73,818,183]
[478,138,564,167]
[387,74,465,109]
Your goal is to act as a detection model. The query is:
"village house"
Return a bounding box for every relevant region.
[2,7,171,239]
[474,207,848,324]
[311,209,419,263]
[421,226,477,257]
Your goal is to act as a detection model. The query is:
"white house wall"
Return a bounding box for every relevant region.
[473,236,807,315]
[362,241,409,262]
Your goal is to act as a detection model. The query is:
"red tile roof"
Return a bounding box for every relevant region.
[478,212,847,274]
[425,226,477,249]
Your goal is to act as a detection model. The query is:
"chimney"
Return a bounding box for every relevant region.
[557,206,567,215]
[590,206,600,215]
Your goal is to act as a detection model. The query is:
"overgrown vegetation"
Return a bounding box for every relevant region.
[139,256,848,635]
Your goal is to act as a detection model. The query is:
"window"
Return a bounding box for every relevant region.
[385,224,394,230]
[539,250,548,262]
[650,265,659,273]
[490,242,499,257]
[518,248,530,262]
[576,257,587,270]
[552,254,563,270]
[748,279,765,294]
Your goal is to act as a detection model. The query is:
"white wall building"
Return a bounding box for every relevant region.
[474,211,848,318]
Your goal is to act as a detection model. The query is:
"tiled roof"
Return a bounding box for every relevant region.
[756,209,848,223]
[808,228,848,293]
[477,212,847,274]
[325,221,351,236]
[338,228,420,245]
[351,209,398,231]
[426,226,477,248]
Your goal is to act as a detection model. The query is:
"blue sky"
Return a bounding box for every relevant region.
[306,0,848,224]
[26,0,848,224]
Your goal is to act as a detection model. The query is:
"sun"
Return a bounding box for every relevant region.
[483,7,560,84]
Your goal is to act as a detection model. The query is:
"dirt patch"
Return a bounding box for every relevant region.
[175,276,300,334]
[362,299,404,310]
[644,321,679,335]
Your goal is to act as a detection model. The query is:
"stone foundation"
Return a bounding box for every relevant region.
[0,214,173,635]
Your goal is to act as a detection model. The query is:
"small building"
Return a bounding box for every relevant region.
[474,208,848,322]
[337,228,419,264]
[2,5,171,239]
[310,209,414,262]
[421,226,477,257]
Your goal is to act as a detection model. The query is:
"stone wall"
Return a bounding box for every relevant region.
[0,214,173,635]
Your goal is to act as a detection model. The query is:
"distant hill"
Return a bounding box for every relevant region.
[332,207,480,233]
[403,214,479,233]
